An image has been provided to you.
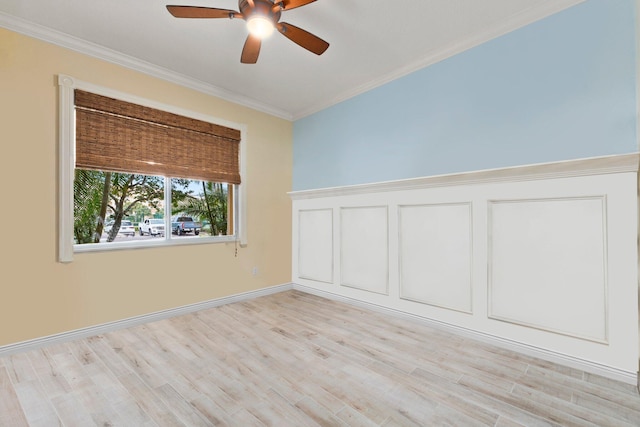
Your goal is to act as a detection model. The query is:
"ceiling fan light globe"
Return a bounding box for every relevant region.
[247,16,274,38]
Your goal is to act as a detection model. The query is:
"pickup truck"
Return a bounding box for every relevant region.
[139,218,165,236]
[172,216,202,236]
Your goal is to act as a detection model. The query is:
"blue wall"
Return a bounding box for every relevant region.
[293,0,637,190]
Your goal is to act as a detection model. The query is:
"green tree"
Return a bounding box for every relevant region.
[170,178,196,207]
[74,172,195,243]
[105,173,164,242]
[74,170,106,244]
[175,182,228,236]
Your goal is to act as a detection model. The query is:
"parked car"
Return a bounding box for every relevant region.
[172,216,202,235]
[139,218,165,236]
[104,220,135,237]
[118,220,136,237]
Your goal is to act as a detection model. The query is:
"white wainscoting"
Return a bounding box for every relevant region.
[290,153,639,384]
[399,203,473,313]
[488,197,608,343]
[340,206,389,294]
[298,209,334,283]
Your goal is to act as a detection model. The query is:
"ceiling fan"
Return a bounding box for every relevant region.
[166,0,329,64]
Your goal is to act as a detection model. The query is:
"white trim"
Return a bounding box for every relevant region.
[293,283,637,385]
[0,12,292,121]
[2,281,635,385]
[58,75,75,263]
[289,153,640,200]
[293,0,586,119]
[237,126,249,247]
[0,283,293,358]
[57,74,249,259]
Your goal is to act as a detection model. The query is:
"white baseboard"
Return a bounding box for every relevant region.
[0,283,293,358]
[292,283,638,386]
[2,281,635,386]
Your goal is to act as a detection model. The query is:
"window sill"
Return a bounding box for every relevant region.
[74,235,239,254]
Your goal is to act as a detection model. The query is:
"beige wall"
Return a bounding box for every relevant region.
[0,28,293,347]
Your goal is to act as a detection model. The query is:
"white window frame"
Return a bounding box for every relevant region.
[58,74,247,263]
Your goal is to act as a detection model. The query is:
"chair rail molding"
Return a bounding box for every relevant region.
[289,153,639,200]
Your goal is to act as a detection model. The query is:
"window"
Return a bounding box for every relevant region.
[59,75,247,262]
[73,174,233,243]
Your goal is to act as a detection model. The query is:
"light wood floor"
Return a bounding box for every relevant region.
[1,290,639,426]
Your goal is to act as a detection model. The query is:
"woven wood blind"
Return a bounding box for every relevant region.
[74,90,241,184]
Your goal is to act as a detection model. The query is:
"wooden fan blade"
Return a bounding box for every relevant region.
[241,35,262,63]
[166,5,241,19]
[280,0,316,11]
[277,22,329,55]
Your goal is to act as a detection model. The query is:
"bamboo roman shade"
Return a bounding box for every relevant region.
[74,90,241,184]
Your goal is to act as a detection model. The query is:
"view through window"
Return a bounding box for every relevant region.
[74,171,233,245]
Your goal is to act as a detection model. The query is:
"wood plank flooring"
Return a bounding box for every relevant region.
[1,290,639,426]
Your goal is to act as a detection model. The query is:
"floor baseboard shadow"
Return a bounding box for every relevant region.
[291,283,637,386]
[1,281,635,386]
[0,283,293,358]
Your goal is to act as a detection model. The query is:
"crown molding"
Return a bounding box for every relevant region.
[289,153,640,200]
[0,0,586,122]
[0,12,293,121]
[293,0,586,120]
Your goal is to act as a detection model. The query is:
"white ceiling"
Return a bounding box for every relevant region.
[0,0,582,120]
